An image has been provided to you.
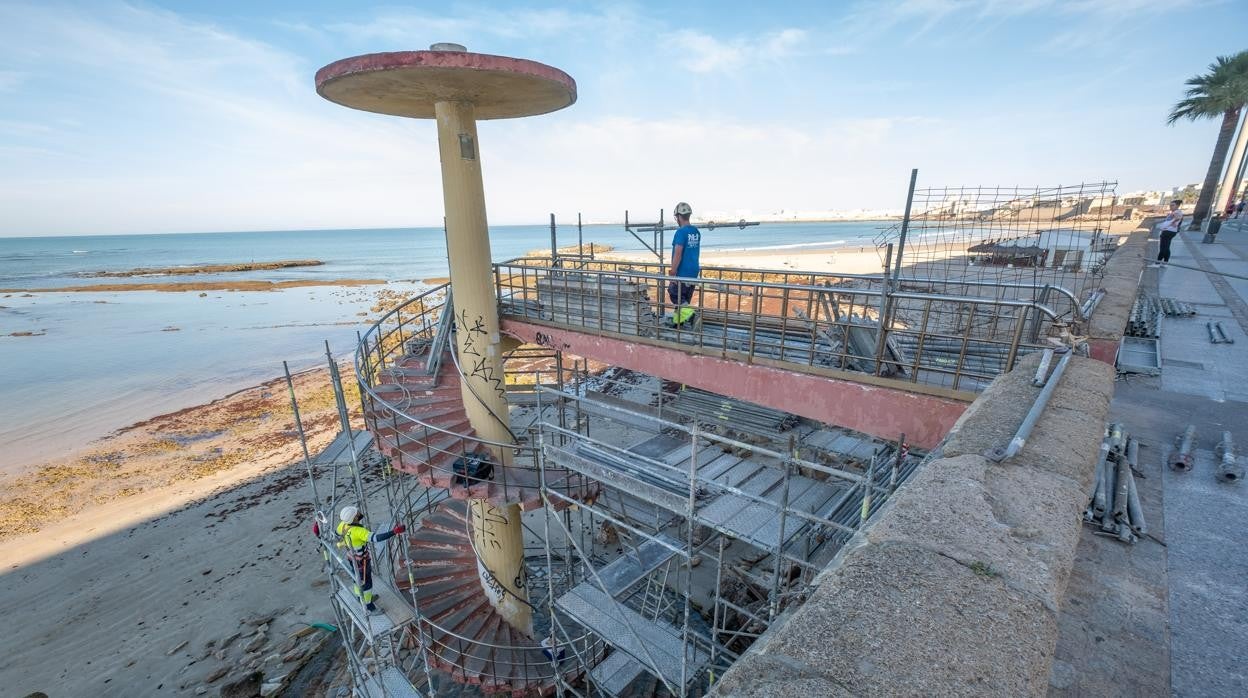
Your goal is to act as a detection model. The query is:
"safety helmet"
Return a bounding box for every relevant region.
[339,505,360,523]
[673,202,693,217]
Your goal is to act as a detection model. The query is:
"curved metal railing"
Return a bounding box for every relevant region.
[376,495,604,691]
[355,282,590,499]
[494,258,1060,392]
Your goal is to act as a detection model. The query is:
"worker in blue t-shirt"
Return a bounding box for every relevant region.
[667,201,701,326]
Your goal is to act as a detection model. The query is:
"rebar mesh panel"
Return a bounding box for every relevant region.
[876,181,1119,314]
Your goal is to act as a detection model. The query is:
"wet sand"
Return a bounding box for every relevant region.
[0,365,361,696]
[80,259,325,278]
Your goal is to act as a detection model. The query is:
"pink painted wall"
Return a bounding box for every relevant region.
[502,319,967,449]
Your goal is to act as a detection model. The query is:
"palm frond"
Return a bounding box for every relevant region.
[1168,49,1248,124]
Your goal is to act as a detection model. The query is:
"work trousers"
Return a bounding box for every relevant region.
[351,554,375,610]
[1158,230,1177,262]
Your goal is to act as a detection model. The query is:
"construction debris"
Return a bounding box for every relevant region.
[1084,422,1146,543]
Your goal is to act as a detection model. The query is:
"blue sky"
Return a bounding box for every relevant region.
[0,0,1245,236]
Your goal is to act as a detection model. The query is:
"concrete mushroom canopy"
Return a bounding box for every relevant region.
[314,49,577,120]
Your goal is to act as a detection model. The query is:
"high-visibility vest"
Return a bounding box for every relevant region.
[337,521,371,561]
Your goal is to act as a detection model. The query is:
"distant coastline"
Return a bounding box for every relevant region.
[1,278,386,293]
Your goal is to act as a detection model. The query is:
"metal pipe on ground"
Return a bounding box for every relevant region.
[1091,440,1110,517]
[1216,431,1243,483]
[986,350,1072,463]
[1216,321,1235,344]
[1126,465,1147,536]
[1169,425,1196,472]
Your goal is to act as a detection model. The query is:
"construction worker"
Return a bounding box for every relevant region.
[668,201,701,326]
[336,505,405,613]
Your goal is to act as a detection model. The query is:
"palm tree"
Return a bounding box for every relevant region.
[1168,51,1248,230]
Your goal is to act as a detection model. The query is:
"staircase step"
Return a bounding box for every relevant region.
[460,616,503,683]
[422,583,487,625]
[370,405,466,435]
[403,549,476,568]
[410,565,479,591]
[393,443,466,477]
[406,530,469,551]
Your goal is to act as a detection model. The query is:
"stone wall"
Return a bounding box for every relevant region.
[713,352,1115,697]
[1088,229,1149,363]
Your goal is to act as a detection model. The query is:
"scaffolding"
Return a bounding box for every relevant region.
[297,274,924,696]
[532,378,921,696]
[295,181,1128,694]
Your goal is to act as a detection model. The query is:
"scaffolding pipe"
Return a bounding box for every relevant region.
[1216,431,1243,483]
[1125,465,1147,536]
[1169,425,1196,472]
[1160,260,1248,282]
[986,350,1072,462]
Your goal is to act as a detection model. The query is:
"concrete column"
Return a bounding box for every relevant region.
[469,500,532,636]
[433,99,531,636]
[1217,112,1248,214]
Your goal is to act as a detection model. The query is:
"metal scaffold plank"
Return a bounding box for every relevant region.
[555,584,708,688]
[359,666,422,698]
[334,586,402,640]
[590,650,647,696]
[593,533,682,596]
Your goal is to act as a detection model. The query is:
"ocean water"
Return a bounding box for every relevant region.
[0,221,884,473]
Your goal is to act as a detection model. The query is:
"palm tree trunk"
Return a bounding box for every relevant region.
[1190,107,1241,229]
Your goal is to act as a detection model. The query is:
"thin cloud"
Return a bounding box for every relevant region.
[0,70,26,93]
[674,28,812,74]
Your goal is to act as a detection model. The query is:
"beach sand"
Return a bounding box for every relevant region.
[0,366,368,697]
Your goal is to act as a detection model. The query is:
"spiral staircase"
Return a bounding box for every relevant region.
[362,332,600,696]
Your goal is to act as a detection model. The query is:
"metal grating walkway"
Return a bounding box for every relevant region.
[556,583,709,689]
[546,433,849,552]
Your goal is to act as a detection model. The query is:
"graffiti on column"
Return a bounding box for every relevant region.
[459,308,507,398]
[472,502,509,550]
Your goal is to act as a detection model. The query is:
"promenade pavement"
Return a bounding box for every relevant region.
[1050,220,1248,697]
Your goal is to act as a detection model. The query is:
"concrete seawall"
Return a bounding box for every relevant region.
[1089,229,1148,363]
[712,234,1150,695]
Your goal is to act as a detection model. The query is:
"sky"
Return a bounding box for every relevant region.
[0,0,1245,237]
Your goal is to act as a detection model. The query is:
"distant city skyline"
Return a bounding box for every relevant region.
[1,0,1245,237]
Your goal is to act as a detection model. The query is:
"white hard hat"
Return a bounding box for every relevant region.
[673,202,692,217]
[339,505,359,523]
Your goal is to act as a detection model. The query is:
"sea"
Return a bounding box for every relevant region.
[0,221,885,473]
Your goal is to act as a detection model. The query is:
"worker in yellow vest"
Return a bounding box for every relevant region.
[336,505,406,613]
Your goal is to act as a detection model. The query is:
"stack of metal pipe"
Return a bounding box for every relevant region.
[1159,297,1197,317]
[1126,295,1162,338]
[1084,422,1146,544]
[666,387,800,434]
